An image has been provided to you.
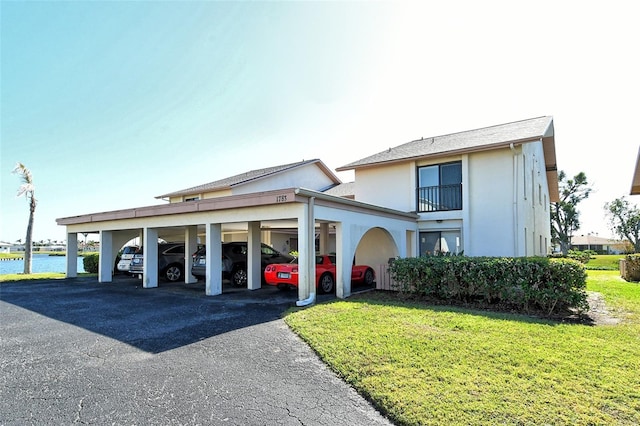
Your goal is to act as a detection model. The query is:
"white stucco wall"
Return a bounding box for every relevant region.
[466,148,516,256]
[465,142,551,257]
[356,227,398,267]
[352,143,552,258]
[354,162,415,211]
[520,141,552,256]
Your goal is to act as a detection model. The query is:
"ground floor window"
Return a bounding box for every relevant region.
[419,231,461,256]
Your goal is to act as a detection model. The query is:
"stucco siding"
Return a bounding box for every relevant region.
[520,141,552,256]
[354,163,415,211]
[203,189,233,199]
[467,148,515,256]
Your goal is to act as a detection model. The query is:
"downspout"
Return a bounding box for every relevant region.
[510,143,518,255]
[297,196,317,307]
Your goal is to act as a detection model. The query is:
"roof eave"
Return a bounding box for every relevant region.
[336,136,544,172]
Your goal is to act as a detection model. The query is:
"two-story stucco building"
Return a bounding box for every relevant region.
[337,115,558,257]
[57,116,559,304]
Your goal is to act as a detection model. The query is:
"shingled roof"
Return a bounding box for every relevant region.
[336,116,555,171]
[157,159,339,199]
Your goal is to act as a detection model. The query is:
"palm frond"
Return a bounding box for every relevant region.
[12,162,34,185]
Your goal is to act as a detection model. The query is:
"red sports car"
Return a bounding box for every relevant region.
[264,254,375,294]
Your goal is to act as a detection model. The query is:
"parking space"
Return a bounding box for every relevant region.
[0,278,391,425]
[109,273,366,304]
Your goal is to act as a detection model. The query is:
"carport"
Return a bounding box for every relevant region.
[57,187,418,303]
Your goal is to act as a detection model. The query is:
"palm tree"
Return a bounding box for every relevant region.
[12,162,37,274]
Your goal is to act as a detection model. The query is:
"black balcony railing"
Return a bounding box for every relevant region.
[417,184,462,212]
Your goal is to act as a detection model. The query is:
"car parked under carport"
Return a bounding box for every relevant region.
[129,242,189,282]
[191,242,294,286]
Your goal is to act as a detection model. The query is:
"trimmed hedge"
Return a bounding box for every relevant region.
[83,253,99,274]
[389,256,588,315]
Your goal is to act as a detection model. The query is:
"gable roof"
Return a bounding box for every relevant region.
[156,159,341,199]
[336,116,559,202]
[337,116,555,170]
[322,181,355,199]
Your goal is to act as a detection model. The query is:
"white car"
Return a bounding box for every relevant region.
[116,246,139,273]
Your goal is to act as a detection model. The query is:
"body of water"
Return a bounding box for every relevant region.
[0,254,86,275]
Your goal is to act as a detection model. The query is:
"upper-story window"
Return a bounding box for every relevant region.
[417,161,462,212]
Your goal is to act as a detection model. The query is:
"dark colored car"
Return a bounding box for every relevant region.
[191,242,294,287]
[129,243,187,282]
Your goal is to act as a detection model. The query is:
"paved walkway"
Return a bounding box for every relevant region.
[0,277,393,425]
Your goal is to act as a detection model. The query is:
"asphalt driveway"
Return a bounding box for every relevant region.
[0,277,392,425]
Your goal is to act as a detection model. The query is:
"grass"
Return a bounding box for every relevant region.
[284,270,640,426]
[0,251,98,258]
[586,254,625,270]
[0,253,24,259]
[587,270,640,322]
[0,272,96,282]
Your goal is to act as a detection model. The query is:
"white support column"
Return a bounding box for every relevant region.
[143,228,158,288]
[247,221,261,290]
[185,225,198,284]
[261,230,271,246]
[98,230,113,283]
[335,222,352,299]
[319,222,329,255]
[296,201,315,303]
[66,232,78,278]
[298,205,315,300]
[205,223,222,296]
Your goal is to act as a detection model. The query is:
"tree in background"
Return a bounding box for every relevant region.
[604,197,640,253]
[12,162,37,274]
[550,171,592,255]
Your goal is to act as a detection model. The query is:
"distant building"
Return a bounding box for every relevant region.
[0,242,10,254]
[570,234,629,254]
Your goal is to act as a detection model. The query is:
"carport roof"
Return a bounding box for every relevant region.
[56,187,418,228]
[156,159,341,199]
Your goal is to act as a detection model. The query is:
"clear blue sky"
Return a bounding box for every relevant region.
[2,1,638,244]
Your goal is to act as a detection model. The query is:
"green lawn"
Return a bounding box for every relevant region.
[0,251,97,258]
[0,272,97,282]
[586,254,625,270]
[0,253,24,260]
[284,270,640,426]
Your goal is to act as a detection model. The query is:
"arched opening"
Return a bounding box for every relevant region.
[354,227,399,288]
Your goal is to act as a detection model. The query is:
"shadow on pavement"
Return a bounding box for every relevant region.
[0,275,304,354]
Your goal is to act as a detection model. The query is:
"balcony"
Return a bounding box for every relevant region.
[417,184,462,212]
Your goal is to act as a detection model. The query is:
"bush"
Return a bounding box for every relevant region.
[83,253,99,274]
[567,250,592,264]
[622,254,640,282]
[389,256,588,316]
